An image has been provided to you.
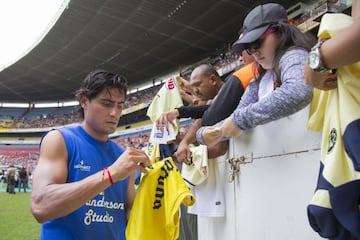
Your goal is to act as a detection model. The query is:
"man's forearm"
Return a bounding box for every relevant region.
[177,105,209,119]
[182,119,202,145]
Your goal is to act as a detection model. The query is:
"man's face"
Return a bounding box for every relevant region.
[81,87,125,140]
[190,73,216,101]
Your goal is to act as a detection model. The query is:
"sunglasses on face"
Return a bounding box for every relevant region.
[245,27,278,55]
[245,38,265,55]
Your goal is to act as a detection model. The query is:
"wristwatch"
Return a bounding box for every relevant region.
[308,40,331,73]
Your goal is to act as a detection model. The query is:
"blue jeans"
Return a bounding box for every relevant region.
[18,178,27,192]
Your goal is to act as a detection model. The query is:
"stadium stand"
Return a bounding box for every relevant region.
[0,146,39,171]
[0,107,27,120]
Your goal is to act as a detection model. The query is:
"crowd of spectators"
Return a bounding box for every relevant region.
[212,51,241,71]
[0,149,39,173]
[0,84,161,129]
[123,84,162,109]
[13,113,81,129]
[114,133,150,150]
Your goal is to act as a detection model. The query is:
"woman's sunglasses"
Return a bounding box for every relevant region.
[245,27,278,55]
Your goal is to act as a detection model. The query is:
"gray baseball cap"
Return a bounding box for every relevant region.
[232,3,288,53]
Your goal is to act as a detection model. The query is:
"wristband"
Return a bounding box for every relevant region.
[103,167,114,185]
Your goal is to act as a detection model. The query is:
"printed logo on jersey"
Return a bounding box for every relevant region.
[84,191,125,225]
[153,159,176,209]
[327,128,337,154]
[165,76,177,90]
[74,160,91,171]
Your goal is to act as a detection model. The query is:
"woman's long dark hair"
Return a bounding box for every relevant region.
[254,22,317,88]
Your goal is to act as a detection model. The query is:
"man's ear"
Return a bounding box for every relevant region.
[79,96,87,109]
[210,74,217,85]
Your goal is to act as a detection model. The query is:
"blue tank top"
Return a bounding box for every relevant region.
[40,125,128,240]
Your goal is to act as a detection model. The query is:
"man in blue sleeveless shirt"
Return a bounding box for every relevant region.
[31,70,151,240]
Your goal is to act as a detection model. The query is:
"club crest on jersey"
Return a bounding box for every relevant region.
[327,128,337,154]
[165,76,177,90]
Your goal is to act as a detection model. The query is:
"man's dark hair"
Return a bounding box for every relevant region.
[75,69,128,119]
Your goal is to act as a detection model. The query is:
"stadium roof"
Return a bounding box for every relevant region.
[0,0,302,103]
